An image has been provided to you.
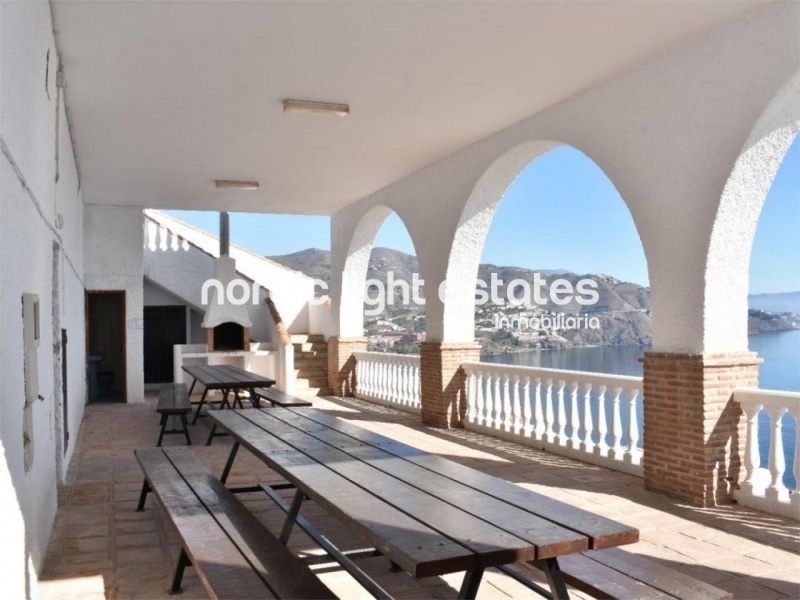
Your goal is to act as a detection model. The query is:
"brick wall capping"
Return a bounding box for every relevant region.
[420,341,482,351]
[640,351,762,367]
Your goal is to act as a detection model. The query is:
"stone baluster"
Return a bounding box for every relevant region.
[765,405,789,503]
[533,377,545,440]
[512,375,522,435]
[555,380,567,446]
[569,381,581,450]
[492,373,502,429]
[595,385,609,457]
[522,376,532,437]
[610,387,624,461]
[625,387,641,464]
[739,401,764,496]
[581,383,595,453]
[544,378,555,443]
[502,374,512,432]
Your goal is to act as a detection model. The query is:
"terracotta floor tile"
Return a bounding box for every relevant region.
[38,394,800,599]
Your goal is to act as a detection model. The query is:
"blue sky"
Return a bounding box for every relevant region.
[165,137,799,293]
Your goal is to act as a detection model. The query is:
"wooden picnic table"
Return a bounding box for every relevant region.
[209,407,639,599]
[181,364,276,425]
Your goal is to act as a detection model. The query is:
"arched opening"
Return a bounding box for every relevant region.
[704,72,799,352]
[442,141,649,354]
[338,206,422,349]
[705,71,799,504]
[474,145,649,366]
[748,135,799,491]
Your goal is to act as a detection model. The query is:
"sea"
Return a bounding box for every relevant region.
[484,329,800,489]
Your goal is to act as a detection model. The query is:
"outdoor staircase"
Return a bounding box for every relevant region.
[291,334,332,397]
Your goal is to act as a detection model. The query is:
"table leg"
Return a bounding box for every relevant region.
[220,441,240,484]
[187,378,196,397]
[191,387,209,425]
[539,557,570,600]
[458,567,485,599]
[250,387,261,409]
[221,388,231,410]
[233,388,244,409]
[279,489,307,545]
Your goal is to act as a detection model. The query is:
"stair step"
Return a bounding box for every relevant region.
[290,334,326,344]
[294,358,327,370]
[294,365,328,379]
[293,342,328,353]
[294,349,328,360]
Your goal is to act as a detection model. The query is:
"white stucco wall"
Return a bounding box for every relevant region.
[143,219,274,343]
[1,0,87,592]
[143,211,318,341]
[331,2,799,353]
[84,205,145,402]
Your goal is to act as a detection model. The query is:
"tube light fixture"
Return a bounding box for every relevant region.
[215,180,259,190]
[283,99,350,117]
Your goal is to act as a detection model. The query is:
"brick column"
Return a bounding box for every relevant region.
[420,342,481,429]
[327,337,367,397]
[642,351,761,507]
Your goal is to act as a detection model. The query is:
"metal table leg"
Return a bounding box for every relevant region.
[191,387,209,424]
[279,489,306,544]
[458,567,485,599]
[219,441,240,484]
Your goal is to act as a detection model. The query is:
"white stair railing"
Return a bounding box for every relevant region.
[463,362,643,476]
[734,388,800,520]
[354,352,421,413]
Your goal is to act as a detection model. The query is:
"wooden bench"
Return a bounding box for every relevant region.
[253,387,312,408]
[156,383,191,447]
[509,547,731,599]
[135,447,336,599]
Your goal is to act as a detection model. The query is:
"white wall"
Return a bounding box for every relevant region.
[331,2,799,353]
[0,0,87,592]
[143,218,275,343]
[145,211,316,334]
[84,205,144,402]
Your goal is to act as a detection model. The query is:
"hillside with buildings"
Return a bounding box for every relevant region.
[271,248,798,355]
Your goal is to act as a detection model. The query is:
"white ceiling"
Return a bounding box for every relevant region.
[53,1,763,215]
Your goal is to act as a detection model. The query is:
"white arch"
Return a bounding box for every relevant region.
[704,71,800,352]
[336,205,422,338]
[441,140,645,342]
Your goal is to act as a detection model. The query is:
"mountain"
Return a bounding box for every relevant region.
[270,248,332,285]
[749,291,800,314]
[269,247,797,354]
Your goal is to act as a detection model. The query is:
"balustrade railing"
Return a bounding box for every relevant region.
[462,362,643,476]
[354,352,421,413]
[734,387,799,520]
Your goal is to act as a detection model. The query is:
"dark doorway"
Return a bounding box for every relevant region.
[86,291,126,403]
[144,306,187,383]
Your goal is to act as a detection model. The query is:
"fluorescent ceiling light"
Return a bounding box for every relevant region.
[283,99,350,117]
[215,180,259,190]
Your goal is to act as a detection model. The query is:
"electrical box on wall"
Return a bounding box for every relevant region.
[22,293,41,471]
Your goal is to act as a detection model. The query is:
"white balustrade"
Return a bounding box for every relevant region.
[734,388,800,520]
[354,352,421,413]
[144,219,191,253]
[463,362,643,476]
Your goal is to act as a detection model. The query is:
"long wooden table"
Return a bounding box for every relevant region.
[182,364,276,425]
[209,407,639,599]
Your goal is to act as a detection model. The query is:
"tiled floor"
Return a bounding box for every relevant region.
[39,394,799,599]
